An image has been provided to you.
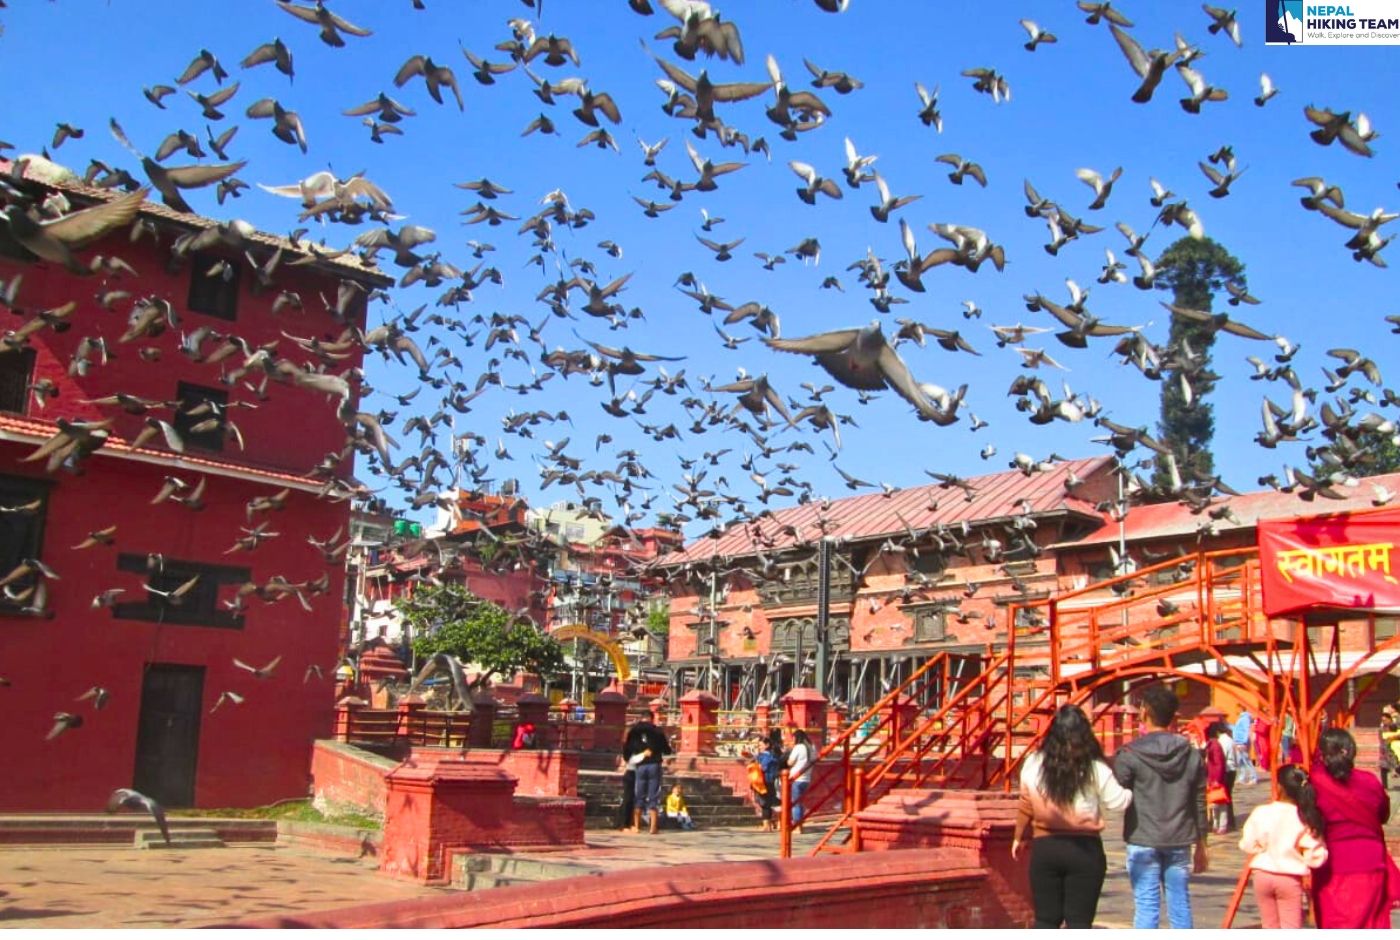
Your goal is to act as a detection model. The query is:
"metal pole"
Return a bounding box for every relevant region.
[816,537,831,693]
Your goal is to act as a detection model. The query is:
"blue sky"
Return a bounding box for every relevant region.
[2,1,1398,531]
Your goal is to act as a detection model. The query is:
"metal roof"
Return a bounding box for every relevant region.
[663,456,1114,566]
[2,157,393,287]
[0,413,330,493]
[1070,470,1400,547]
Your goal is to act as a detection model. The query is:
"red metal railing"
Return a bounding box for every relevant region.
[787,548,1271,857]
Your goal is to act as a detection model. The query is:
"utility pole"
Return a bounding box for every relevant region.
[816,537,832,692]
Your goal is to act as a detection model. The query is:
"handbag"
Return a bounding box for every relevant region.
[1206,783,1230,806]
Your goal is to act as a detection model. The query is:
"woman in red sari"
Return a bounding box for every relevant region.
[1254,714,1274,772]
[1308,728,1398,928]
[1204,721,1231,834]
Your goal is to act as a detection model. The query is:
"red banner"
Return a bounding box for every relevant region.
[1258,508,1400,617]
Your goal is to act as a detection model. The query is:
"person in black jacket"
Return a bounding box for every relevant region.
[623,714,672,834]
[1112,685,1209,929]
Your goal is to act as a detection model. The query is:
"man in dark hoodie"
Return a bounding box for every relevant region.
[1113,684,1209,929]
[623,713,672,834]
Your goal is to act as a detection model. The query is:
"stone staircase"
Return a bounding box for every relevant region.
[135,827,225,850]
[577,769,757,831]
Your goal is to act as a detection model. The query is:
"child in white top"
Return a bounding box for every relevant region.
[1238,764,1328,929]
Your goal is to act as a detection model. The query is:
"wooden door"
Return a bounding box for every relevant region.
[133,664,204,808]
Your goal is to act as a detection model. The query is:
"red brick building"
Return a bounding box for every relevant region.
[660,458,1400,715]
[0,163,392,810]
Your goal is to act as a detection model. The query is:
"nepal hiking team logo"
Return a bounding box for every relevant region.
[1267,1,1400,44]
[1267,0,1305,42]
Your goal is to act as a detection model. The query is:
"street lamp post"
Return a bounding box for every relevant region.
[815,537,832,692]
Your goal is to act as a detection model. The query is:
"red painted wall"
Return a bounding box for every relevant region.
[311,741,395,817]
[2,226,365,474]
[0,204,379,811]
[0,450,351,809]
[236,849,1003,929]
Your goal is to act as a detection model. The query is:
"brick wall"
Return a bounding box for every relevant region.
[310,741,396,818]
[235,848,1003,929]
[439,748,579,797]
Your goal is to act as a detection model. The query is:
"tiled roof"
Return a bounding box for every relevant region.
[1069,470,1400,547]
[0,412,329,493]
[662,456,1114,566]
[1,157,394,286]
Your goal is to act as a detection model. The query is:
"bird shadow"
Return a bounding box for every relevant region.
[0,907,95,921]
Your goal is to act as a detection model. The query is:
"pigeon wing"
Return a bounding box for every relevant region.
[874,343,940,419]
[163,161,248,190]
[42,188,152,249]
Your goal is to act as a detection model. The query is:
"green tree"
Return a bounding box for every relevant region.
[1152,236,1246,489]
[646,604,671,636]
[401,584,566,693]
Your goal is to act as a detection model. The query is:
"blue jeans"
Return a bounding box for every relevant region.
[1235,744,1258,784]
[790,778,811,824]
[634,762,663,812]
[1125,844,1193,929]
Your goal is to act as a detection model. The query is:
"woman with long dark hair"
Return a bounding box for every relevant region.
[1238,764,1327,929]
[1308,727,1397,928]
[1012,704,1132,929]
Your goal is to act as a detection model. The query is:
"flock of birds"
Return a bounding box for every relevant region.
[0,0,1398,828]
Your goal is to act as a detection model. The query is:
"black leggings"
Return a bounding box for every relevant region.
[1028,834,1107,929]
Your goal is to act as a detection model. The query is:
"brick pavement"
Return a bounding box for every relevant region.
[0,844,444,929]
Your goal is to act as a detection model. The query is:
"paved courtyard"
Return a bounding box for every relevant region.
[0,844,442,929]
[1,773,1397,928]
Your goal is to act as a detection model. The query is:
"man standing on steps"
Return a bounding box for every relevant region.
[623,712,672,835]
[1113,685,1210,929]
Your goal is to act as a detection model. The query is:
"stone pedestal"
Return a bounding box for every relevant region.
[855,789,1033,928]
[359,647,410,709]
[556,698,580,749]
[468,694,498,748]
[827,702,847,741]
[333,696,367,741]
[592,689,630,755]
[782,687,828,746]
[754,702,773,738]
[379,757,518,884]
[396,694,427,743]
[679,689,719,757]
[515,693,551,748]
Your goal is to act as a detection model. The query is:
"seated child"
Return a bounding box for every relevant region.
[664,783,697,831]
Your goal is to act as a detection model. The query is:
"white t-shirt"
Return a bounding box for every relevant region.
[1019,750,1132,833]
[787,741,814,783]
[1218,731,1237,772]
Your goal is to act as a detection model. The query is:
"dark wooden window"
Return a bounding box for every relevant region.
[0,348,35,414]
[112,553,250,629]
[187,253,240,320]
[0,474,49,613]
[911,551,946,577]
[911,606,947,643]
[172,382,228,453]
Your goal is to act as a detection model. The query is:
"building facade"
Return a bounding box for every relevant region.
[660,458,1400,718]
[0,162,391,810]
